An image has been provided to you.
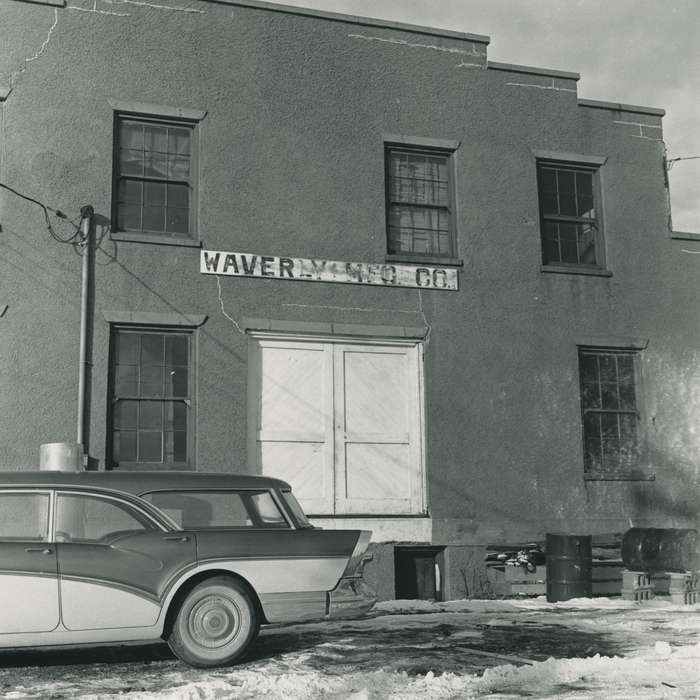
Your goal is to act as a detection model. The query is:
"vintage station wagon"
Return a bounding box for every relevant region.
[0,471,375,667]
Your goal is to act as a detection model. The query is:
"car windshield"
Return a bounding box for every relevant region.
[282,490,313,528]
[141,490,289,529]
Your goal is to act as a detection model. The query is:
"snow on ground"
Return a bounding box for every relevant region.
[0,597,699,699]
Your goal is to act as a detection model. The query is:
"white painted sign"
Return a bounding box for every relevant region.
[200,250,458,291]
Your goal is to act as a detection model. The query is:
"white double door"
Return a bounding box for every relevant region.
[250,337,425,515]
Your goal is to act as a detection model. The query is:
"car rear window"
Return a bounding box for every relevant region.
[141,490,289,529]
[282,490,313,528]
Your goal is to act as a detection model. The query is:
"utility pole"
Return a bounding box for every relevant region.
[76,204,94,459]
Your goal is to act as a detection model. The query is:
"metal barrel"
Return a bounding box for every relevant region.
[546,533,592,602]
[621,528,699,573]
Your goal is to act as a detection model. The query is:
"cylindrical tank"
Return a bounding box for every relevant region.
[546,533,592,602]
[622,528,699,573]
[40,442,83,471]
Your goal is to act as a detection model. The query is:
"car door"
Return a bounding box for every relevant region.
[55,491,196,631]
[0,489,59,634]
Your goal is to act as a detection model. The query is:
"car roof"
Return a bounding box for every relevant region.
[0,470,292,496]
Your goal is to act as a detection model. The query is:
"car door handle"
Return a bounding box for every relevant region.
[163,536,190,543]
[25,547,53,555]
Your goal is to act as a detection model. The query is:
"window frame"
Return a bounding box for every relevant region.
[107,325,196,471]
[577,345,652,481]
[111,110,200,245]
[384,142,459,264]
[536,157,607,272]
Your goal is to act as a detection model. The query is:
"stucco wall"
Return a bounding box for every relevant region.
[1,0,699,547]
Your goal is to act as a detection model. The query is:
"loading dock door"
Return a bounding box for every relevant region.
[250,337,424,515]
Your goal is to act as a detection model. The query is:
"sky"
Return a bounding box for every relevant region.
[286,0,699,233]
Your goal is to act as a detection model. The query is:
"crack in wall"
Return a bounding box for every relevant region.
[67,3,130,16]
[109,0,205,14]
[216,276,245,335]
[455,61,485,70]
[9,7,59,89]
[349,33,484,57]
[506,80,576,93]
[282,303,420,314]
[418,289,431,346]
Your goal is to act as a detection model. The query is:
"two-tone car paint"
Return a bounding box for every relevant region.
[0,472,375,655]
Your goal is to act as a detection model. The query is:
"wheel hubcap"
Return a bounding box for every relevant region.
[189,595,242,649]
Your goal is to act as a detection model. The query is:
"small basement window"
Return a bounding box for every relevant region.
[394,546,445,601]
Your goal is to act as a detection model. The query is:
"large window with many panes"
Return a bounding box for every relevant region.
[537,162,603,268]
[113,115,195,237]
[385,146,456,260]
[109,328,193,469]
[578,348,641,477]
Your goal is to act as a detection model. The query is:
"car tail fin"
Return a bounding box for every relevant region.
[340,530,373,578]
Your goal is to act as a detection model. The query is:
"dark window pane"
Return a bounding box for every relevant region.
[164,431,188,462]
[601,413,619,438]
[165,336,189,366]
[119,180,143,204]
[602,438,620,468]
[114,430,137,462]
[583,412,600,440]
[617,356,635,384]
[579,354,598,385]
[542,222,560,264]
[139,432,162,462]
[165,402,188,430]
[599,355,617,383]
[119,204,141,230]
[581,382,600,409]
[601,383,619,410]
[115,333,138,365]
[144,151,167,178]
[115,364,138,395]
[584,437,602,472]
[142,206,165,232]
[141,335,164,366]
[114,400,138,429]
[578,225,597,265]
[167,208,189,234]
[120,122,143,149]
[144,181,165,206]
[119,149,144,177]
[167,183,189,209]
[140,402,163,430]
[168,156,190,180]
[169,128,191,155]
[539,168,557,194]
[619,414,638,444]
[140,365,164,397]
[168,367,189,397]
[144,125,167,152]
[559,223,578,263]
[619,384,636,410]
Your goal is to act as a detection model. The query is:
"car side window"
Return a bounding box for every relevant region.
[55,493,156,543]
[142,490,289,529]
[0,492,50,541]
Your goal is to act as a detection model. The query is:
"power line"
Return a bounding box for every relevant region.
[0,182,82,244]
[667,156,700,170]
